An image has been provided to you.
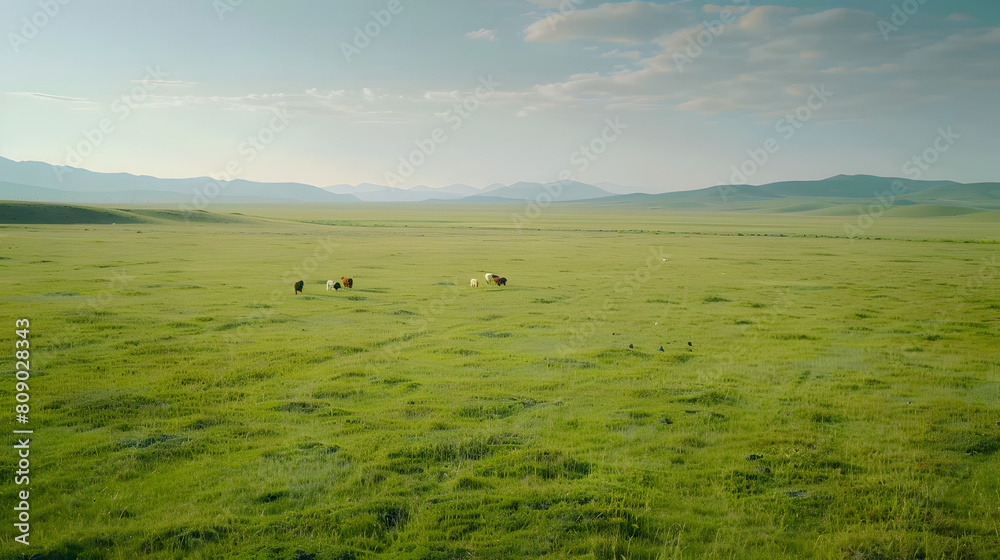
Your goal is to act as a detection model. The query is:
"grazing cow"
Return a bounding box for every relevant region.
[485,273,500,285]
[471,279,479,287]
[333,282,341,291]
[496,277,507,286]
[341,277,353,289]
[326,280,336,291]
[294,280,304,294]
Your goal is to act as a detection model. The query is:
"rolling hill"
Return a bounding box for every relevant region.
[0,156,359,204]
[1,156,997,214]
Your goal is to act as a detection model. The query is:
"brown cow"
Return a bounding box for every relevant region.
[341,277,353,289]
[294,280,304,294]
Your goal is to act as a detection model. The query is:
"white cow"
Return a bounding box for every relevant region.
[326,280,336,291]
[471,279,479,287]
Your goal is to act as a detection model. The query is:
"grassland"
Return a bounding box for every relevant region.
[1,202,998,559]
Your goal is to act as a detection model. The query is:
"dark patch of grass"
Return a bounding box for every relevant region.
[677,390,732,406]
[810,411,845,424]
[543,357,596,369]
[726,469,774,497]
[703,296,730,303]
[185,418,224,431]
[118,433,182,450]
[965,436,1000,457]
[773,333,820,340]
[594,348,651,363]
[259,491,288,503]
[455,476,491,490]
[297,442,341,454]
[272,402,323,413]
[478,330,513,338]
[457,402,526,420]
[483,450,591,480]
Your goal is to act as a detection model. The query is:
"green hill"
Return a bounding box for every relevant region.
[882,204,986,218]
[0,202,257,224]
[0,202,146,224]
[901,182,1000,210]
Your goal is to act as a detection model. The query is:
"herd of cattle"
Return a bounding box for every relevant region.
[294,273,507,294]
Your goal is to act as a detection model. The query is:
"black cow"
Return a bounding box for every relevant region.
[294,280,304,294]
[333,282,341,291]
[496,277,507,286]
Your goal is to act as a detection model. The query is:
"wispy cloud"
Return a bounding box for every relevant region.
[130,79,199,87]
[7,92,95,103]
[465,28,497,41]
[602,49,643,59]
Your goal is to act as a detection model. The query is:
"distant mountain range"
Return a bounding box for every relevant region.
[0,156,997,214]
[600,175,1000,213]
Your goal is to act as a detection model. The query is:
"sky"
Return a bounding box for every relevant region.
[1,0,998,192]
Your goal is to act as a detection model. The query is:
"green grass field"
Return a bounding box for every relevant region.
[2,202,998,559]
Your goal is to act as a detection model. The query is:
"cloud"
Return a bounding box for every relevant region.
[524,0,567,9]
[524,1,693,43]
[465,28,497,41]
[131,79,198,87]
[601,49,643,59]
[7,92,94,103]
[512,6,1000,119]
[946,13,975,22]
[703,4,752,15]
